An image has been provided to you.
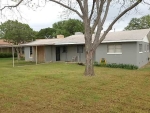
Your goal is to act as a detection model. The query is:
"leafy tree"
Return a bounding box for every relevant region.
[125,15,150,30]
[1,0,149,76]
[53,19,84,37]
[0,20,36,59]
[36,27,56,39]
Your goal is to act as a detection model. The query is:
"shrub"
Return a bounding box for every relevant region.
[78,62,85,66]
[0,53,17,58]
[94,62,138,70]
[94,61,99,66]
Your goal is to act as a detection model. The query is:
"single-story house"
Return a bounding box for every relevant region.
[22,29,150,68]
[0,39,12,53]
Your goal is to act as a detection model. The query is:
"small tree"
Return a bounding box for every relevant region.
[125,15,150,30]
[36,27,56,39]
[0,20,36,59]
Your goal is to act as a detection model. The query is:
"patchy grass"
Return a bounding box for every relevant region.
[0,58,150,113]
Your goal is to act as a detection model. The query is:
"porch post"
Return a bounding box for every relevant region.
[36,46,37,65]
[12,46,14,67]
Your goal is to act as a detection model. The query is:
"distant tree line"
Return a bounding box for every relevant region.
[36,19,84,39]
[124,15,150,30]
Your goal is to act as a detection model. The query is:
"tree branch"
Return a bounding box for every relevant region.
[143,0,150,5]
[76,0,84,15]
[49,0,83,19]
[91,0,105,33]
[101,0,111,25]
[99,0,142,44]
[0,0,24,11]
[89,0,96,21]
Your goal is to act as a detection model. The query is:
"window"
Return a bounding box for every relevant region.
[62,46,67,53]
[139,44,143,53]
[30,46,33,57]
[147,44,149,52]
[77,45,83,53]
[107,45,122,54]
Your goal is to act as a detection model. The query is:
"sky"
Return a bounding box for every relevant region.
[0,0,150,32]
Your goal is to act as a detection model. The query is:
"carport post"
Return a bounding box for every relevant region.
[12,46,14,67]
[36,46,37,65]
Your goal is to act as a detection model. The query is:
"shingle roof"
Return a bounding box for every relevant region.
[21,38,61,46]
[20,29,150,46]
[103,29,150,42]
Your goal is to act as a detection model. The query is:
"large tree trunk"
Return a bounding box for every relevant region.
[19,47,23,58]
[16,47,20,60]
[84,49,95,76]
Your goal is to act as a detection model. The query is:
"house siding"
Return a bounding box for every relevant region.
[0,47,12,53]
[52,46,56,62]
[60,45,85,62]
[95,42,137,66]
[24,42,149,67]
[136,42,150,67]
[24,47,33,61]
[45,46,52,62]
[44,45,85,62]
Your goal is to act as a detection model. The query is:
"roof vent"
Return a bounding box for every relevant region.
[75,32,83,35]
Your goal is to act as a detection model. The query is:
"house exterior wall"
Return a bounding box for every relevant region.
[24,47,33,61]
[0,47,12,53]
[59,45,85,62]
[44,46,59,62]
[51,46,56,62]
[24,42,149,67]
[45,46,52,62]
[43,45,85,63]
[136,42,150,67]
[95,42,137,66]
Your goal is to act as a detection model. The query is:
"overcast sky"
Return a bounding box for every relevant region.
[0,1,150,32]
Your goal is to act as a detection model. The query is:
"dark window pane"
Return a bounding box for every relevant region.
[77,45,83,53]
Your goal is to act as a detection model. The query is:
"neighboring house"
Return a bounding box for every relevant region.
[22,29,150,68]
[0,39,12,53]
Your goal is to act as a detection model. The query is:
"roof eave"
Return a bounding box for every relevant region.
[101,40,143,43]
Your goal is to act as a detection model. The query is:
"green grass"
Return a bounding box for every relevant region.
[0,58,150,113]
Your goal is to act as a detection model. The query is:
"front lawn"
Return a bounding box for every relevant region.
[0,58,150,113]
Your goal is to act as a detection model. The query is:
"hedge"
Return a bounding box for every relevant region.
[0,53,17,58]
[94,62,138,70]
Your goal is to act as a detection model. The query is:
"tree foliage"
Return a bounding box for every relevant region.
[36,27,56,39]
[0,20,35,45]
[125,15,150,30]
[53,19,84,37]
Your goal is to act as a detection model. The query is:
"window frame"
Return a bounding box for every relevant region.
[107,44,122,54]
[29,46,33,58]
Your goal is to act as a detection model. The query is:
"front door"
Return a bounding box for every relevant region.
[56,47,60,61]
